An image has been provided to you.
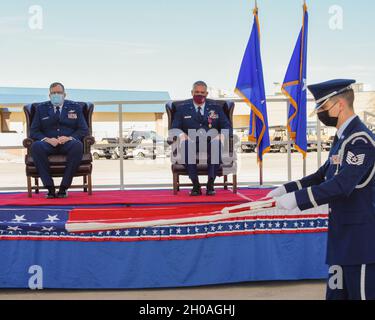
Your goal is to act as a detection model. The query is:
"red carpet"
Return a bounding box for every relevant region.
[0,188,271,207]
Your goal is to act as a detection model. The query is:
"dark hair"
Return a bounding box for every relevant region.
[49,82,65,92]
[192,81,208,90]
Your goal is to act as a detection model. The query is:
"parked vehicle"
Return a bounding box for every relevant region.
[306,125,333,152]
[269,126,291,153]
[91,148,111,160]
[235,127,256,153]
[111,131,170,160]
[92,138,118,160]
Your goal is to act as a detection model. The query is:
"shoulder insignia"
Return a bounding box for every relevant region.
[346,151,366,166]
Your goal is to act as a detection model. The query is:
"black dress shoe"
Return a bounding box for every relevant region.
[206,179,216,196]
[190,183,202,196]
[46,192,56,199]
[57,188,68,199]
[45,188,56,199]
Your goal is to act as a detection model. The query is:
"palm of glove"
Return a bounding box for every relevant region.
[266,186,298,211]
[266,186,287,198]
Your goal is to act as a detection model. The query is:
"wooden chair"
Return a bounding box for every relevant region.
[23,102,95,197]
[166,99,237,194]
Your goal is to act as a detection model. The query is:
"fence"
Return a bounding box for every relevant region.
[0,97,345,191]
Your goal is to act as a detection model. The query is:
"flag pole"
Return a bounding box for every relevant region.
[303,0,307,177]
[255,0,263,186]
[259,155,263,186]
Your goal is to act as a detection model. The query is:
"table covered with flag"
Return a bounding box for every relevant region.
[0,189,329,289]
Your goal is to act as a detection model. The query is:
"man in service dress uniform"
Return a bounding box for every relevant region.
[267,79,375,300]
[30,82,89,199]
[172,81,232,196]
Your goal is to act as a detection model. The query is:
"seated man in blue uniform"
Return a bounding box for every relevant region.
[30,82,89,199]
[267,79,375,300]
[172,81,232,196]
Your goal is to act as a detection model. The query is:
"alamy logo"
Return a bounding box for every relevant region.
[329,5,344,30]
[28,5,43,30]
[328,265,343,290]
[28,265,44,290]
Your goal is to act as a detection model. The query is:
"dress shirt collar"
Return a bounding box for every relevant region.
[337,115,357,139]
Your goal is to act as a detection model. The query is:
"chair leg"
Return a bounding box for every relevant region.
[173,173,178,195]
[35,178,40,194]
[177,174,180,192]
[88,174,93,195]
[83,176,88,193]
[232,174,238,194]
[27,176,32,198]
[224,175,228,190]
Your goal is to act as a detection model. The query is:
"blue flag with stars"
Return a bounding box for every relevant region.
[282,3,309,158]
[235,5,270,163]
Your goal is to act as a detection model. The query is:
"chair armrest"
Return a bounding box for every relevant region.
[83,136,96,153]
[166,137,177,146]
[23,138,34,150]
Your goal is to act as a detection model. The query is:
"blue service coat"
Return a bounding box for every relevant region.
[171,100,232,135]
[285,116,375,266]
[30,100,89,141]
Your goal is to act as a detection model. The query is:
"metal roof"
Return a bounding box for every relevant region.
[0,87,170,113]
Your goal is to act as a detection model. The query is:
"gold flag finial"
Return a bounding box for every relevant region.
[254,0,258,15]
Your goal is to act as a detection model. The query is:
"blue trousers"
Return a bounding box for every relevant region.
[31,140,83,189]
[183,139,222,182]
[326,264,375,300]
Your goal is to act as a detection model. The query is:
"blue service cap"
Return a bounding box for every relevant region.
[307,79,356,116]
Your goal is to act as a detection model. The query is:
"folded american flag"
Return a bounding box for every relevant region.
[0,200,329,242]
[0,208,69,234]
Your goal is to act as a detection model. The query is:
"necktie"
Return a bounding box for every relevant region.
[55,106,61,119]
[197,106,203,123]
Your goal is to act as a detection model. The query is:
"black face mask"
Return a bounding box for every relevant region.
[317,110,339,127]
[317,102,340,127]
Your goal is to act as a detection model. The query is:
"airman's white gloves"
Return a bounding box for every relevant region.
[275,192,298,210]
[266,185,287,198]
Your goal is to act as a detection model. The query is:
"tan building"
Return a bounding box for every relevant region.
[209,85,375,130]
[0,86,374,150]
[0,87,170,148]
